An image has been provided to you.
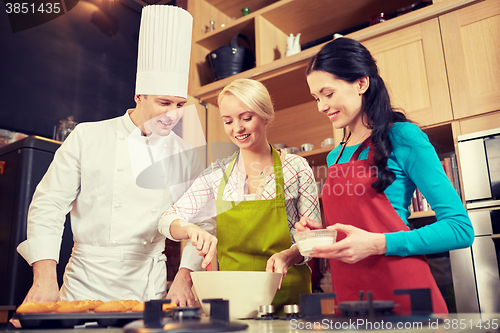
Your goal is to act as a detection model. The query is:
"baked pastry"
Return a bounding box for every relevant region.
[129,301,177,312]
[120,300,140,311]
[84,300,104,310]
[41,302,60,312]
[131,302,144,312]
[163,302,177,311]
[56,301,88,313]
[94,300,127,313]
[16,302,51,314]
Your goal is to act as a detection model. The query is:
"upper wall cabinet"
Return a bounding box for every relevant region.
[362,19,453,126]
[440,0,500,120]
[187,0,418,109]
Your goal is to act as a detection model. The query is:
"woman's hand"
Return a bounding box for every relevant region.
[295,216,324,232]
[266,247,303,289]
[170,220,217,269]
[184,225,218,269]
[309,223,387,264]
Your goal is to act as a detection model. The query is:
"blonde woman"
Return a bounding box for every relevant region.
[160,79,320,312]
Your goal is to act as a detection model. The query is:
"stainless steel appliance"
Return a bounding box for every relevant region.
[457,127,500,209]
[451,207,500,313]
[450,127,500,313]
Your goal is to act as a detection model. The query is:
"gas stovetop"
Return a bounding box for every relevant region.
[123,299,248,333]
[123,289,444,332]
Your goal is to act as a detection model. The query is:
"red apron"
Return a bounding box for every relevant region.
[322,138,448,314]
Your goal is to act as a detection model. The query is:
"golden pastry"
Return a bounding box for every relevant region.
[131,302,144,312]
[119,300,140,311]
[163,302,177,311]
[41,302,60,312]
[16,302,51,314]
[94,300,127,313]
[85,300,104,310]
[56,302,88,313]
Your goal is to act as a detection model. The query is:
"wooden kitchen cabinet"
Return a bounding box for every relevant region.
[187,0,483,158]
[440,0,500,120]
[361,19,453,126]
[188,0,416,93]
[185,0,497,209]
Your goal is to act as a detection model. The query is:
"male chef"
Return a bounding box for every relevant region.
[17,5,215,304]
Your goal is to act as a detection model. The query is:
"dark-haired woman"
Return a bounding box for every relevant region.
[296,37,474,314]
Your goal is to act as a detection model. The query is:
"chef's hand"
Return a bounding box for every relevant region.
[170,220,217,269]
[295,216,324,232]
[24,259,60,303]
[266,247,303,289]
[166,268,195,307]
[309,224,387,263]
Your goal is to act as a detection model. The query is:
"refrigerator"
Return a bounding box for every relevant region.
[0,136,73,307]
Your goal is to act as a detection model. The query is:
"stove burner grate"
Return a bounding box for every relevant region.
[123,299,248,333]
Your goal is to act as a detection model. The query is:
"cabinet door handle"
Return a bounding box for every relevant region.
[0,161,5,174]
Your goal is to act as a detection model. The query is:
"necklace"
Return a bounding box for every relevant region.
[346,129,372,146]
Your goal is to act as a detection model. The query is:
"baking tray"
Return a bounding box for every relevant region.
[12,311,143,328]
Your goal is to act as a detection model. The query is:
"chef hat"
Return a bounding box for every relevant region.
[135,5,193,98]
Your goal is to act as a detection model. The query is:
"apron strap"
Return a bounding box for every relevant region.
[333,134,373,165]
[217,152,238,202]
[271,146,284,201]
[148,255,166,300]
[350,136,372,162]
[216,145,284,201]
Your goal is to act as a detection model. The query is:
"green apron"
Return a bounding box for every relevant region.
[216,146,311,313]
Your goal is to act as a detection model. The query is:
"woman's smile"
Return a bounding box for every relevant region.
[235,134,251,141]
[220,94,268,151]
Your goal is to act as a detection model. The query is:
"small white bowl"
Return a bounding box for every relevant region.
[295,229,337,256]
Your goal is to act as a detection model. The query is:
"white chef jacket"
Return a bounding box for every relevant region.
[17,111,204,302]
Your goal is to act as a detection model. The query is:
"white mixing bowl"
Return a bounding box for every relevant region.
[191,271,281,319]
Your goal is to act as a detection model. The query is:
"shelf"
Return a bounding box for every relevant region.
[423,123,455,155]
[198,0,416,49]
[196,18,256,51]
[191,0,480,110]
[193,43,321,109]
[409,210,436,219]
[259,0,415,46]
[204,0,278,19]
[296,146,335,167]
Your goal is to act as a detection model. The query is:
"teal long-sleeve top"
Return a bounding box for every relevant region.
[326,122,474,256]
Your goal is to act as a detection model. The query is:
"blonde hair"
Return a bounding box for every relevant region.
[218,79,274,124]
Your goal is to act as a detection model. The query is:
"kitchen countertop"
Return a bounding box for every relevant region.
[2,313,500,333]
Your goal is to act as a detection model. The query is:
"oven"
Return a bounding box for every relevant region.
[450,207,500,313]
[457,127,500,209]
[449,127,500,313]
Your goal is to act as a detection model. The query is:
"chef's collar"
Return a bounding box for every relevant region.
[122,109,139,134]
